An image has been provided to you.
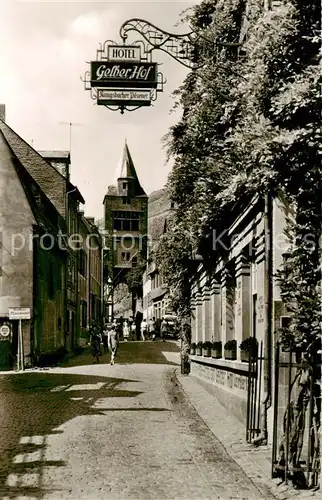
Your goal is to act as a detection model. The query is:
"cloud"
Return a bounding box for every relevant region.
[69,12,101,37]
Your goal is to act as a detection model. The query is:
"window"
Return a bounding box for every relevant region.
[282,253,291,279]
[121,252,131,262]
[81,300,87,327]
[252,294,257,338]
[68,259,76,290]
[132,256,138,267]
[113,211,140,231]
[79,249,87,277]
[123,182,127,190]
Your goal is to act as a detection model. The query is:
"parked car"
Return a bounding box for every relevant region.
[162,314,178,339]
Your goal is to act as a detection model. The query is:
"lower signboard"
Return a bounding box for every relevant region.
[8,307,31,320]
[97,88,152,107]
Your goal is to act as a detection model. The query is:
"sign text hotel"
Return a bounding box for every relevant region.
[107,45,141,62]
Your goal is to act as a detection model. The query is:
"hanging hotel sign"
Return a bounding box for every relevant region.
[97,89,152,107]
[90,61,158,88]
[84,40,165,113]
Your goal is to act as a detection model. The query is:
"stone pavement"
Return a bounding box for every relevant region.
[0,342,319,500]
[0,346,263,500]
[177,372,320,500]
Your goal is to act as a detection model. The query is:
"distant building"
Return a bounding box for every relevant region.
[77,214,102,345]
[142,189,174,323]
[0,106,102,369]
[103,141,148,321]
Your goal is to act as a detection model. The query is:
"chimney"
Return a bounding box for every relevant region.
[0,104,5,122]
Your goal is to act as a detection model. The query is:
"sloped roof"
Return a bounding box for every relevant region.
[12,152,66,235]
[0,119,66,217]
[117,141,138,180]
[106,185,118,196]
[38,150,70,159]
[148,215,167,241]
[148,187,173,242]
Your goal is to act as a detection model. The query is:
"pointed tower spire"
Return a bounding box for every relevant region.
[116,140,146,196]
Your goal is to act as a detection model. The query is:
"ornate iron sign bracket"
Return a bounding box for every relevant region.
[119,18,244,70]
[119,18,202,69]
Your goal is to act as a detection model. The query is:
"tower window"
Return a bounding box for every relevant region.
[121,252,131,262]
[123,182,127,190]
[113,211,140,231]
[132,256,138,267]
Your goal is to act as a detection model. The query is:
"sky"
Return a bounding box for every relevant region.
[0,0,198,220]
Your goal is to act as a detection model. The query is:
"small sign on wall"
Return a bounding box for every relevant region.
[8,307,31,320]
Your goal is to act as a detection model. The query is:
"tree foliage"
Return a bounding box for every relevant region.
[157,0,321,356]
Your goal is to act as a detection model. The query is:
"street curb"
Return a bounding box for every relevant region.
[174,371,319,500]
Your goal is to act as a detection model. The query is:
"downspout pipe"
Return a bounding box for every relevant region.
[253,191,273,445]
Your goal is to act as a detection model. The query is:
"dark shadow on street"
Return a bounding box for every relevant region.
[59,340,180,368]
[0,371,151,499]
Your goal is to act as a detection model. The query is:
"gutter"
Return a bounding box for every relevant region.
[253,191,273,445]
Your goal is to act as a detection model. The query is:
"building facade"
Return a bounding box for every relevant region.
[142,189,174,324]
[189,193,290,441]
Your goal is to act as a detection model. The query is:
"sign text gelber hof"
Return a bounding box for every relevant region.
[91,61,158,88]
[97,89,151,107]
[107,45,141,62]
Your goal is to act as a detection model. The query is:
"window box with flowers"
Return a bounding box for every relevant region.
[224,339,237,360]
[190,342,196,355]
[240,337,258,362]
[202,341,212,357]
[211,341,222,359]
[196,341,203,356]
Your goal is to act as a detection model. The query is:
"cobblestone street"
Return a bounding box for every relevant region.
[0,342,264,499]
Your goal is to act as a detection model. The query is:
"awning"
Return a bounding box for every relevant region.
[150,286,168,302]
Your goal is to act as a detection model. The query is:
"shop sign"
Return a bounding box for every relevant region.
[97,88,152,107]
[107,45,141,62]
[91,61,158,88]
[0,325,10,337]
[8,307,31,320]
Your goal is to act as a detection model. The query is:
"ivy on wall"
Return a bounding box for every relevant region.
[157,0,321,351]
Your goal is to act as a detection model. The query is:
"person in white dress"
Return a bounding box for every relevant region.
[123,319,130,341]
[108,325,119,365]
[140,319,147,341]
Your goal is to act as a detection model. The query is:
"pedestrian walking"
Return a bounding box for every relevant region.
[102,324,109,353]
[90,328,101,364]
[123,319,130,341]
[160,318,168,342]
[108,324,119,365]
[149,317,156,341]
[130,320,136,341]
[140,319,147,341]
